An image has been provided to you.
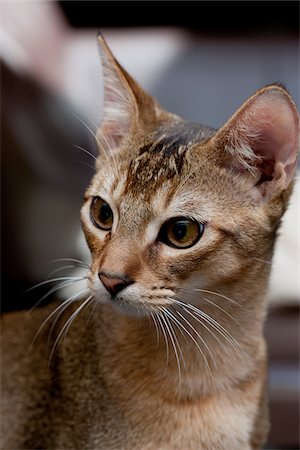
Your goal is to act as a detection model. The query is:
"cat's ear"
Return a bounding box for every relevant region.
[96,34,154,154]
[212,85,299,199]
[96,34,137,152]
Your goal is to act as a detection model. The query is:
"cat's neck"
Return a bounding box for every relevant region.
[93,278,267,401]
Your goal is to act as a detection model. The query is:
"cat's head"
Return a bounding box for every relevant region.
[81,35,299,316]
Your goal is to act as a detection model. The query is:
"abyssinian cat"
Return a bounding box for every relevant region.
[1,35,299,450]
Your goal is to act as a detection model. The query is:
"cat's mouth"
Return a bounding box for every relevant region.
[91,282,175,317]
[88,272,176,316]
[106,293,175,317]
[108,295,147,316]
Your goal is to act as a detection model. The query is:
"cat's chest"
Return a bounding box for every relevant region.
[52,307,263,449]
[59,368,256,450]
[79,392,254,450]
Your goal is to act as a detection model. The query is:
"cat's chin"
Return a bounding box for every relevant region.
[110,300,147,317]
[95,294,150,318]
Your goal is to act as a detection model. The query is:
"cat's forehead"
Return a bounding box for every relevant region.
[125,122,216,197]
[91,121,216,210]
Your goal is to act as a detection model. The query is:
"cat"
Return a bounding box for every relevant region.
[1,34,299,450]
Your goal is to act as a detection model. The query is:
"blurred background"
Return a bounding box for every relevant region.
[1,1,299,448]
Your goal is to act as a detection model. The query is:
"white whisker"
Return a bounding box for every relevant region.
[85,298,99,327]
[98,126,120,174]
[173,166,199,196]
[62,295,94,358]
[150,312,160,348]
[202,297,242,328]
[49,295,93,366]
[162,306,213,379]
[73,144,98,162]
[173,302,229,356]
[72,112,117,175]
[184,288,242,308]
[159,309,182,393]
[47,290,89,347]
[175,308,217,372]
[155,312,170,374]
[82,112,120,175]
[250,257,272,265]
[29,288,87,351]
[25,276,87,293]
[46,265,81,279]
[174,299,248,364]
[71,158,96,172]
[49,258,90,269]
[27,278,87,312]
[160,309,188,376]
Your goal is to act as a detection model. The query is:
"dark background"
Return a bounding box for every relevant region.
[59,1,299,32]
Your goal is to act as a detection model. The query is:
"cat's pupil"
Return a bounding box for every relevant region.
[100,204,112,223]
[159,217,203,249]
[172,222,188,241]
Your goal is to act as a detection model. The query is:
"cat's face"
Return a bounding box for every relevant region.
[80,36,298,316]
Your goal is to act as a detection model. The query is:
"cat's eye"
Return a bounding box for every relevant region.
[158,217,204,249]
[90,197,113,231]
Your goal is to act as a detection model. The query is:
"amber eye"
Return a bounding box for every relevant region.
[158,217,204,249]
[90,197,113,231]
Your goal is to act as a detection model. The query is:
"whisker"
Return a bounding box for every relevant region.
[202,296,243,328]
[162,306,213,379]
[85,298,99,327]
[72,112,100,148]
[28,279,87,312]
[62,295,94,358]
[150,312,160,348]
[160,309,188,376]
[72,112,118,175]
[49,258,90,269]
[49,295,93,366]
[196,309,245,357]
[47,289,89,347]
[174,308,217,372]
[82,112,120,170]
[29,288,87,351]
[250,257,272,265]
[73,144,98,162]
[155,312,170,374]
[172,299,248,363]
[24,276,87,293]
[98,128,120,174]
[173,302,229,356]
[182,288,242,308]
[46,265,81,279]
[69,158,96,172]
[173,166,199,196]
[159,309,182,392]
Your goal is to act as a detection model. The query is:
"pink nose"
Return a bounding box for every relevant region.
[98,272,133,296]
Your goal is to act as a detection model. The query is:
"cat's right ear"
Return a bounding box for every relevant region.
[210,85,299,201]
[96,34,139,153]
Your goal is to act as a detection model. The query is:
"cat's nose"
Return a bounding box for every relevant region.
[98,272,133,296]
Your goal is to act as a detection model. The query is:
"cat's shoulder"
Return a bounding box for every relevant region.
[1,302,59,365]
[1,301,59,339]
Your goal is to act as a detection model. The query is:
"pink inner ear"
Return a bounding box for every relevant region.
[241,91,299,188]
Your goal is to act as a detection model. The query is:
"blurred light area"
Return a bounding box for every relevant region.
[2,2,298,127]
[1,1,68,89]
[1,1,188,124]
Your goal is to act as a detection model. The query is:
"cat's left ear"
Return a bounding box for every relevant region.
[96,34,137,152]
[212,85,299,199]
[96,34,153,153]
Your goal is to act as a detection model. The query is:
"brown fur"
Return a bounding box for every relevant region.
[1,36,299,449]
